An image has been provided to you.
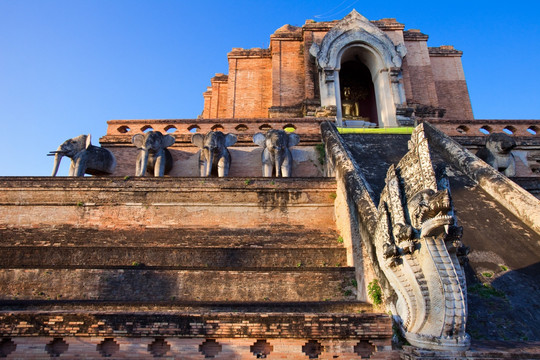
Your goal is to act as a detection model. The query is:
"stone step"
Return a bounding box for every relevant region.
[0,268,357,302]
[0,300,373,313]
[0,226,342,248]
[0,246,347,268]
[0,177,337,230]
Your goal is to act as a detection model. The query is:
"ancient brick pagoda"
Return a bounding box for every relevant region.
[201,10,473,124]
[1,10,540,360]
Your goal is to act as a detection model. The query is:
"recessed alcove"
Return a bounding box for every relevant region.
[46,338,69,357]
[199,339,222,358]
[302,340,323,359]
[479,126,491,135]
[117,125,131,133]
[165,125,177,133]
[456,125,469,134]
[188,125,201,133]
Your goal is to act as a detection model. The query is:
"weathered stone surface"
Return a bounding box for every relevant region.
[0,268,356,302]
[334,124,540,342]
[371,125,468,350]
[422,121,540,236]
[0,177,336,230]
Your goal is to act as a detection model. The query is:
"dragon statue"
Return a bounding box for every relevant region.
[374,124,470,350]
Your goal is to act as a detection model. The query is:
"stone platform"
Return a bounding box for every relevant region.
[0,177,395,359]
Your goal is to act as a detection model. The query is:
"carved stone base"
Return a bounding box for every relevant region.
[405,332,470,352]
[401,343,540,359]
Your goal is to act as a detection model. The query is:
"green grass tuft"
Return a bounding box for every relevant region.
[368,279,383,305]
[469,283,505,299]
[315,143,325,165]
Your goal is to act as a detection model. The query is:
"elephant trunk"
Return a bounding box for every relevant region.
[204,148,213,177]
[275,151,282,177]
[51,152,63,177]
[138,149,149,176]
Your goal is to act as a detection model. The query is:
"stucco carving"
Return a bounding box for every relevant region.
[310,10,405,70]
[309,10,407,127]
[374,124,470,350]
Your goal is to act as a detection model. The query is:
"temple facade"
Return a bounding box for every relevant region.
[0,10,539,360]
[201,10,473,126]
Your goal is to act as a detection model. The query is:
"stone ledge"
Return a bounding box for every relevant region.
[0,300,374,313]
[0,268,356,302]
[423,121,540,236]
[0,311,392,338]
[0,246,347,268]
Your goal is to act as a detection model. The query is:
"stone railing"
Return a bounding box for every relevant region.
[101,118,325,145]
[424,119,540,137]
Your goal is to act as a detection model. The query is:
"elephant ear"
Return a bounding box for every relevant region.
[163,134,175,148]
[132,134,145,149]
[191,133,205,148]
[253,133,266,148]
[287,133,300,147]
[224,134,237,148]
[85,134,92,149]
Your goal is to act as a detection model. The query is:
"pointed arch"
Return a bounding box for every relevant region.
[310,10,407,127]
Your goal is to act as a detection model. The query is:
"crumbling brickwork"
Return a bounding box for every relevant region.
[201,13,474,122]
[226,48,272,118]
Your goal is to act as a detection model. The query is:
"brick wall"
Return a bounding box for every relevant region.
[302,22,334,102]
[208,74,229,119]
[270,26,305,108]
[0,178,337,230]
[429,47,474,120]
[0,337,398,359]
[200,17,474,122]
[403,31,439,107]
[226,49,272,118]
[202,87,212,118]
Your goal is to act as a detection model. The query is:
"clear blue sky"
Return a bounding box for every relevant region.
[1,0,539,176]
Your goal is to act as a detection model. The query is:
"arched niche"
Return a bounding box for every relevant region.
[310,10,407,127]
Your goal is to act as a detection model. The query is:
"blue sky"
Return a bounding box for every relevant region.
[1,0,539,176]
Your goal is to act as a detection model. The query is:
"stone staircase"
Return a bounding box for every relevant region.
[0,177,394,359]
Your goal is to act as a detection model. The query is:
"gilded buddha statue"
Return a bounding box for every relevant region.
[341,87,359,118]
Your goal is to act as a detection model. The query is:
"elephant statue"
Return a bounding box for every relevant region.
[191,131,237,177]
[132,131,175,177]
[476,133,516,177]
[253,130,300,177]
[48,134,116,177]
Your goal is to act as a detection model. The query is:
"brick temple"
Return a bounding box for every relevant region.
[201,11,473,123]
[0,10,539,360]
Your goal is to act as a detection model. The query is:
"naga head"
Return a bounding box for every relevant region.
[407,188,454,238]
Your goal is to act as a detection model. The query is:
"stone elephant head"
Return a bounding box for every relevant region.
[132,131,175,177]
[476,133,516,177]
[48,134,117,177]
[253,130,300,177]
[191,131,237,177]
